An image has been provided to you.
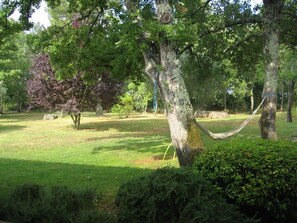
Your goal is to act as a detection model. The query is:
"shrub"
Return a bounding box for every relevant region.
[194,139,297,223]
[111,94,133,118]
[3,184,115,223]
[115,167,256,223]
[4,184,45,223]
[74,210,116,223]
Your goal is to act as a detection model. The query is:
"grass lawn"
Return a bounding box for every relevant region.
[0,110,296,208]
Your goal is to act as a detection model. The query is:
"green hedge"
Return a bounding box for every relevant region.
[194,139,297,223]
[2,184,115,223]
[115,167,256,223]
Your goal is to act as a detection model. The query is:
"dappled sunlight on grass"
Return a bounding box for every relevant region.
[0,111,296,204]
[0,112,175,202]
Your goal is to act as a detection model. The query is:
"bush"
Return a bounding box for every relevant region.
[4,184,45,223]
[3,184,116,223]
[194,139,297,223]
[111,93,133,118]
[74,210,116,223]
[115,167,256,223]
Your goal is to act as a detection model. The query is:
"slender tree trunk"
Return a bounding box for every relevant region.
[142,0,204,166]
[250,89,254,114]
[70,112,81,130]
[77,113,81,130]
[280,81,285,111]
[224,90,227,112]
[18,100,22,112]
[259,0,283,139]
[0,99,3,114]
[16,92,21,112]
[287,80,295,122]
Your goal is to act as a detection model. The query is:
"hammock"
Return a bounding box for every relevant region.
[195,97,266,140]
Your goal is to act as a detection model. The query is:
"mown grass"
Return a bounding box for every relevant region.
[0,110,296,208]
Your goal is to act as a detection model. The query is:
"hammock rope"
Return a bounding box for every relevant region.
[195,96,266,140]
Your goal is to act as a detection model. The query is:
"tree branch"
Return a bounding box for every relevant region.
[223,32,263,53]
[178,18,262,56]
[199,18,261,39]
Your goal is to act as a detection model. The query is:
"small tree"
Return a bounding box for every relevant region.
[111,82,153,117]
[27,54,123,129]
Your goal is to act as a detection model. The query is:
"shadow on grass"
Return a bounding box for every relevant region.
[0,124,26,133]
[92,135,171,155]
[0,158,152,201]
[81,119,169,134]
[0,112,45,123]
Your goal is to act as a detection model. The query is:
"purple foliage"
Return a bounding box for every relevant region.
[27,54,123,113]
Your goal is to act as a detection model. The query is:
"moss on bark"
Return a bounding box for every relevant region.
[186,120,204,154]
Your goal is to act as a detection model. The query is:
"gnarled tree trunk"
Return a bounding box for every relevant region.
[259,0,283,139]
[70,112,81,130]
[141,0,204,166]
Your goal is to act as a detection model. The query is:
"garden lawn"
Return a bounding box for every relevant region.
[0,111,296,207]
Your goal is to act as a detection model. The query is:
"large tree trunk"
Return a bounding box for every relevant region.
[259,0,283,139]
[142,0,204,166]
[287,80,295,122]
[158,42,203,166]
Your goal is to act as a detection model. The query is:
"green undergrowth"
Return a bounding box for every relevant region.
[1,184,116,223]
[116,167,257,223]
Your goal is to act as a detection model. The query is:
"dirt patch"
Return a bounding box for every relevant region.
[153,154,175,160]
[133,157,159,165]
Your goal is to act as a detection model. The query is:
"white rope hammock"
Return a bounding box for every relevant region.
[195,96,266,140]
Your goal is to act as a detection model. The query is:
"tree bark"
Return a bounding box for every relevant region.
[142,0,204,166]
[287,80,295,122]
[259,0,283,139]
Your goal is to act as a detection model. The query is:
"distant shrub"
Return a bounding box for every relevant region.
[3,184,115,223]
[111,94,133,118]
[115,167,256,223]
[194,139,297,223]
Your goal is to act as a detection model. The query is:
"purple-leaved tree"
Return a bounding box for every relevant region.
[27,54,123,129]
